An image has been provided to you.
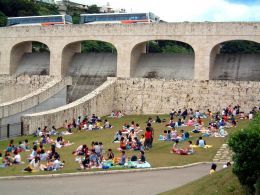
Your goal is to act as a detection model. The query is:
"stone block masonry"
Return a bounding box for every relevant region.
[22,77,259,134]
[22,78,117,134]
[0,75,54,103]
[114,78,260,114]
[0,77,71,119]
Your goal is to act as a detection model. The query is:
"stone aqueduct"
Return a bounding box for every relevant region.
[0,22,260,133]
[0,22,260,80]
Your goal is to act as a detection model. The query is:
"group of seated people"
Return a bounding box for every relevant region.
[63,114,113,132]
[159,129,190,142]
[73,141,104,169]
[34,126,58,137]
[109,110,124,118]
[37,131,73,149]
[0,139,30,167]
[171,140,194,155]
[25,143,64,172]
[113,121,145,151]
[73,140,147,170]
[0,139,65,172]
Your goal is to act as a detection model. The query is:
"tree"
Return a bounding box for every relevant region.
[228,114,260,194]
[81,41,116,53]
[220,41,260,54]
[0,11,6,27]
[0,0,58,17]
[86,5,100,14]
[147,40,194,54]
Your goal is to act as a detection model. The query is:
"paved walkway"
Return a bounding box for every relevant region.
[0,164,211,195]
[213,143,233,163]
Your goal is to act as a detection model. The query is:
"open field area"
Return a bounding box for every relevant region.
[160,167,245,195]
[0,114,250,177]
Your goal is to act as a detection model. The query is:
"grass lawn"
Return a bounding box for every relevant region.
[160,167,245,195]
[0,114,250,177]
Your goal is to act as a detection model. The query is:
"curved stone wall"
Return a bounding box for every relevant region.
[22,78,117,134]
[0,77,71,119]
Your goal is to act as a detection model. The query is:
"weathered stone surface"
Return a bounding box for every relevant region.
[22,78,117,134]
[22,77,259,134]
[0,75,53,103]
[0,76,71,118]
[0,23,260,79]
[114,78,260,114]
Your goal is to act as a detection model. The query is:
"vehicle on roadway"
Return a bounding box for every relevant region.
[6,15,72,27]
[79,12,160,24]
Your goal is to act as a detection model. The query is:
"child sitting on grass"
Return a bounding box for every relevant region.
[118,150,126,166]
[106,149,114,160]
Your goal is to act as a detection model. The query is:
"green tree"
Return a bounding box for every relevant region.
[220,41,260,54]
[147,41,162,53]
[147,40,194,54]
[228,114,260,194]
[37,2,59,15]
[81,41,116,53]
[0,0,58,17]
[86,5,100,14]
[0,11,6,26]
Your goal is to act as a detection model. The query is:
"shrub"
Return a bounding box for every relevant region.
[228,114,260,194]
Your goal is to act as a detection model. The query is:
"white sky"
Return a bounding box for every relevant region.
[62,0,260,22]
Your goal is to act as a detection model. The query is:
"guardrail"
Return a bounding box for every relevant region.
[0,122,24,140]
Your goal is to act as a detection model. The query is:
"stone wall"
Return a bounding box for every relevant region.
[0,75,53,103]
[22,77,259,134]
[22,78,117,134]
[0,77,71,119]
[114,78,260,114]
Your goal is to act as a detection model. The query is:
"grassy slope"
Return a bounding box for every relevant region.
[0,115,249,176]
[160,168,245,195]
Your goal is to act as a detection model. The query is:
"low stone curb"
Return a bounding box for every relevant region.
[0,161,220,180]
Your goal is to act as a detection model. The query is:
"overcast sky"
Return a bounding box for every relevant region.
[63,0,260,22]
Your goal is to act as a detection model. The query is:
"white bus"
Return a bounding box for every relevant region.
[6,15,72,27]
[79,12,160,24]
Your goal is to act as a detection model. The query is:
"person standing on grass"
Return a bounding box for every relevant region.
[144,127,152,150]
[147,123,154,148]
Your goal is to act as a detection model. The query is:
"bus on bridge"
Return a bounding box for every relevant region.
[6,15,72,27]
[79,12,160,24]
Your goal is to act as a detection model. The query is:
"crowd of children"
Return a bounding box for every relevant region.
[73,140,148,170]
[0,105,258,173]
[62,114,113,132]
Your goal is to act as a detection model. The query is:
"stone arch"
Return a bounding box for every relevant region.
[61,39,118,102]
[61,39,118,76]
[210,39,260,81]
[130,39,195,79]
[10,40,50,75]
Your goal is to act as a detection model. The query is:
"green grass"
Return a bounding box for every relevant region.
[160,168,245,195]
[0,115,250,177]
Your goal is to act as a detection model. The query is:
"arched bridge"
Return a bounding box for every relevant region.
[0,22,260,80]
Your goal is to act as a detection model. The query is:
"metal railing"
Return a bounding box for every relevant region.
[0,122,24,140]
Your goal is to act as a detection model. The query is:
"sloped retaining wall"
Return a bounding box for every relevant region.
[22,78,117,134]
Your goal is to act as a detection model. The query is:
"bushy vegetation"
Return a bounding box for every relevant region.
[0,0,59,26]
[220,41,260,54]
[228,114,260,194]
[148,40,194,54]
[81,41,116,53]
